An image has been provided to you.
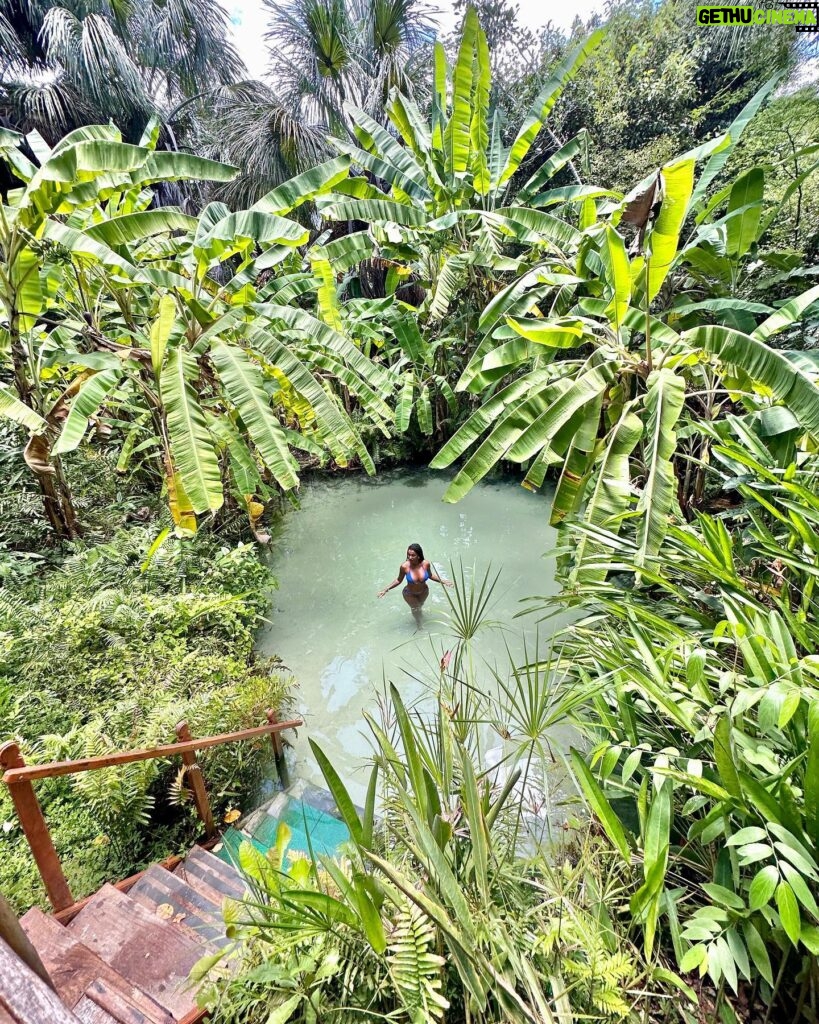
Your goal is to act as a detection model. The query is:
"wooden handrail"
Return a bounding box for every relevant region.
[2,717,303,784]
[0,711,302,912]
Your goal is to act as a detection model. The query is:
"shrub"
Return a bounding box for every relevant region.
[0,528,294,913]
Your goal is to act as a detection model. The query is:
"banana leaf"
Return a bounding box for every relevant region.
[498,29,603,187]
[209,341,300,491]
[635,369,685,564]
[687,324,819,433]
[160,348,223,514]
[250,155,352,215]
[53,369,122,454]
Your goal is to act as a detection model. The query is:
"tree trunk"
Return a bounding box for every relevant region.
[52,457,80,539]
[10,314,81,540]
[36,470,72,538]
[31,460,79,540]
[9,330,33,408]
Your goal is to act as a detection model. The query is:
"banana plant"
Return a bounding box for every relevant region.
[0,121,235,536]
[668,180,819,336]
[315,9,605,323]
[661,78,819,336]
[372,311,454,439]
[44,162,397,535]
[0,129,393,536]
[431,129,819,579]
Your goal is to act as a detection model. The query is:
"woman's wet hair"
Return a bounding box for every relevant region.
[407,542,424,560]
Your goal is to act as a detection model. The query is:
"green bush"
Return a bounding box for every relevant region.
[0,527,294,913]
[550,437,819,1018]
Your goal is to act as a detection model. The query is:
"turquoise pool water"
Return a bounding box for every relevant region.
[256,467,572,816]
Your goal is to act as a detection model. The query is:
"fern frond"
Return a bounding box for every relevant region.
[387,902,449,1023]
[168,764,193,807]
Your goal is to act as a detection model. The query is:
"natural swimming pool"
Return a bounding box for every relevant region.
[257,467,574,816]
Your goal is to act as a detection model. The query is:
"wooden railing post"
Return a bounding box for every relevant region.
[266,709,290,789]
[0,889,54,990]
[0,742,73,912]
[0,936,82,1024]
[175,723,216,838]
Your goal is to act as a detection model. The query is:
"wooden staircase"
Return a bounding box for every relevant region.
[0,711,302,1024]
[4,845,246,1024]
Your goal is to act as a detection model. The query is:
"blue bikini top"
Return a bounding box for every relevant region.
[406,564,430,583]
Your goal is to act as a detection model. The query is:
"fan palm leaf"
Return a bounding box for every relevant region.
[0,0,244,150]
[209,85,327,207]
[214,0,434,200]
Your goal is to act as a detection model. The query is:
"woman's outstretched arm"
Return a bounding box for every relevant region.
[427,562,454,587]
[378,565,406,598]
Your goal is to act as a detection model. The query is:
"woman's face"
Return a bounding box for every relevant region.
[407,548,421,565]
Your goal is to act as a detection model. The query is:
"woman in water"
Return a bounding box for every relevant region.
[378,543,453,621]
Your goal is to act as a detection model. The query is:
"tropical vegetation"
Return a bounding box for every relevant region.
[1,0,819,1020]
[0,0,245,156]
[1,510,293,912]
[540,436,819,1018]
[197,624,666,1024]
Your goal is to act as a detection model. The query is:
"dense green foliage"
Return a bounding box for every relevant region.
[449,0,799,193]
[731,88,819,258]
[557,0,796,190]
[537,430,819,1017]
[0,0,245,155]
[1,0,819,1019]
[0,514,293,912]
[197,599,669,1024]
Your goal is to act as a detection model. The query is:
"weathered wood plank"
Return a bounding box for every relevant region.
[173,848,245,902]
[128,866,228,948]
[72,996,119,1024]
[175,1010,207,1024]
[20,907,173,1024]
[0,935,81,1023]
[52,842,219,927]
[52,855,185,927]
[0,889,54,991]
[165,862,234,913]
[75,978,162,1024]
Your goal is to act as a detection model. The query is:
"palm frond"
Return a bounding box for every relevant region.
[209,84,328,205]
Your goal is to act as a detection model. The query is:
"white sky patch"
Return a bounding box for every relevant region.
[225,0,604,80]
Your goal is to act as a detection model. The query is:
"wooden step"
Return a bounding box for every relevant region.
[172,847,245,904]
[66,885,210,1021]
[128,866,229,949]
[72,998,118,1024]
[73,978,164,1024]
[19,908,172,1024]
[161,863,232,915]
